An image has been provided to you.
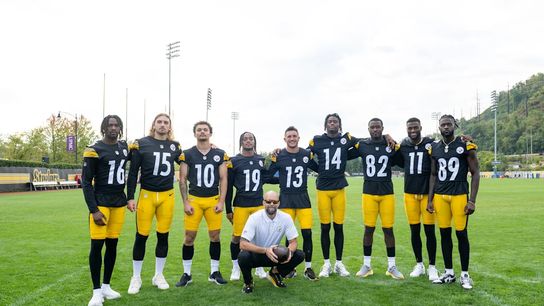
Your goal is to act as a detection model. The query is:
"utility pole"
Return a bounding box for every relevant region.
[206,88,212,121]
[166,41,181,117]
[125,88,129,141]
[231,112,239,155]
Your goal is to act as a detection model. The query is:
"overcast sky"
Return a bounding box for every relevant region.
[1,0,543,154]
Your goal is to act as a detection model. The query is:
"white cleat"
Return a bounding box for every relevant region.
[460,274,474,290]
[355,265,374,278]
[152,274,170,290]
[88,290,104,306]
[101,285,121,300]
[127,276,142,294]
[230,265,241,281]
[409,264,426,277]
[334,262,350,277]
[428,266,439,281]
[255,267,268,279]
[319,263,332,278]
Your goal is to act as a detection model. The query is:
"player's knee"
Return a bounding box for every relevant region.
[237,250,251,266]
[184,231,197,245]
[333,222,343,232]
[292,249,305,265]
[208,230,221,242]
[455,229,468,241]
[364,226,375,234]
[301,229,312,240]
[133,233,148,260]
[321,223,331,233]
[105,238,118,249]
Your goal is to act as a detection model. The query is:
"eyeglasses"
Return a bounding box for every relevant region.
[264,200,279,204]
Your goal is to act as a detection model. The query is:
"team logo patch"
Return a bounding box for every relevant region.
[385,147,392,153]
[425,143,432,150]
[214,155,220,162]
[115,150,119,155]
[456,147,464,154]
[340,138,347,145]
[170,144,176,151]
[123,149,128,156]
[303,156,309,163]
[160,145,164,149]
[259,160,264,167]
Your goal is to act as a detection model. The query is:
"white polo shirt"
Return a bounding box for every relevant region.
[241,209,298,248]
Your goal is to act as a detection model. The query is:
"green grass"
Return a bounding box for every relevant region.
[0,178,543,305]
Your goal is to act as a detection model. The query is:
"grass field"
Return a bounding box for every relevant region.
[0,178,543,306]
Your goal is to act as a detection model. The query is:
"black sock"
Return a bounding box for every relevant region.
[386,247,395,257]
[320,223,331,260]
[89,239,105,289]
[456,229,470,271]
[333,223,344,260]
[230,241,240,261]
[301,229,313,263]
[103,238,118,284]
[424,224,437,265]
[209,241,221,261]
[439,227,453,270]
[156,232,169,258]
[133,233,148,261]
[183,244,194,260]
[363,245,372,256]
[410,223,422,262]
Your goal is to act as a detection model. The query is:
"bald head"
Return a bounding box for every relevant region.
[263,190,279,203]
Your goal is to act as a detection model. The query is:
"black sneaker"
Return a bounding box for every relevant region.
[267,271,287,288]
[304,268,318,281]
[175,273,192,287]
[209,271,228,285]
[432,272,456,284]
[285,269,297,279]
[242,282,254,294]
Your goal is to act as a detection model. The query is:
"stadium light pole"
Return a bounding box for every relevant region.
[206,88,212,121]
[491,90,499,177]
[166,41,181,117]
[231,112,239,155]
[57,111,78,164]
[431,112,441,135]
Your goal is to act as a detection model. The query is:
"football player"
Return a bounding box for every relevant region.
[226,132,272,281]
[82,115,129,306]
[268,126,318,280]
[175,121,229,287]
[308,113,358,277]
[427,114,480,289]
[395,118,438,281]
[126,113,182,294]
[351,118,404,280]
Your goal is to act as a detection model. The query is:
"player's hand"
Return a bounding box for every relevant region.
[460,134,473,142]
[281,249,293,264]
[210,142,218,149]
[227,213,233,224]
[184,202,194,215]
[266,245,279,263]
[465,200,476,215]
[426,201,435,214]
[214,202,224,213]
[384,134,397,149]
[127,200,136,212]
[92,211,106,226]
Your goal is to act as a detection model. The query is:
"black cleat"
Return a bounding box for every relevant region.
[242,282,254,294]
[175,273,193,287]
[267,271,287,288]
[208,271,228,285]
[304,268,318,281]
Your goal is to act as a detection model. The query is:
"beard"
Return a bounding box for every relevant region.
[440,130,453,138]
[265,206,277,215]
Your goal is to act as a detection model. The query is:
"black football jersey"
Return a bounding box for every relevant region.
[430,137,477,195]
[397,137,434,194]
[225,154,271,213]
[82,140,130,212]
[355,137,399,195]
[181,146,229,197]
[309,133,358,190]
[127,136,182,200]
[269,148,314,209]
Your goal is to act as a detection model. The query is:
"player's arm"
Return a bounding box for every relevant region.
[216,162,228,213]
[266,156,280,185]
[347,141,362,160]
[225,162,234,223]
[179,162,193,215]
[307,152,318,172]
[126,145,141,212]
[466,148,480,215]
[427,156,437,213]
[81,148,106,225]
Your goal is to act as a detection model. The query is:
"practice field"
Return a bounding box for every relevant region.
[0,178,542,306]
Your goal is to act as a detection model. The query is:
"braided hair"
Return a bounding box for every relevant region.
[100,115,123,139]
[439,114,459,128]
[239,131,257,153]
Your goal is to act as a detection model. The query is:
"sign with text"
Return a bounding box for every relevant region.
[66,136,75,152]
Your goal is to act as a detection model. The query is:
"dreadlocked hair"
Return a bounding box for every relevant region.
[324,113,342,131]
[439,114,459,128]
[239,131,257,153]
[100,115,123,138]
